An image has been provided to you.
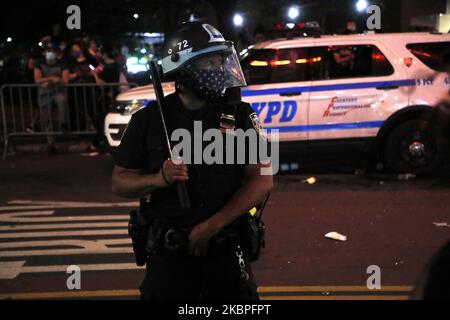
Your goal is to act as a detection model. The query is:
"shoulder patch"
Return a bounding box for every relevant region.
[249,112,266,140]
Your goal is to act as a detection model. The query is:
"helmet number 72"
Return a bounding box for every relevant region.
[177,40,189,50]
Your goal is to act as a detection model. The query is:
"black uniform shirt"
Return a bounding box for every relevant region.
[114,93,264,227]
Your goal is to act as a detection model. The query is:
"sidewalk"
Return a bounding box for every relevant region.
[2,135,104,157]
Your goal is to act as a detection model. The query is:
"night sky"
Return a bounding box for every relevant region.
[0,0,167,45]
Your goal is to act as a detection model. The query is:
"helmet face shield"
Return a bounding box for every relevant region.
[181,42,247,100]
[222,44,247,89]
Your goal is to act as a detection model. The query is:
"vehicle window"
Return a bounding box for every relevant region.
[406,42,450,72]
[311,44,394,80]
[240,48,322,84]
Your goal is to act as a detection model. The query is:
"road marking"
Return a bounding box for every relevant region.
[7,200,138,206]
[258,285,414,292]
[0,229,128,239]
[1,200,137,211]
[0,211,128,223]
[0,247,133,258]
[0,286,413,300]
[260,295,410,300]
[0,261,142,279]
[0,222,127,231]
[0,261,26,279]
[0,238,129,249]
[21,263,144,274]
[0,290,140,300]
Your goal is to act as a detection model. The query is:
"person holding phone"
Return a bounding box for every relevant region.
[67,41,104,150]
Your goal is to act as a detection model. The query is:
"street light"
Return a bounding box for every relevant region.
[356,0,368,12]
[233,13,244,27]
[287,6,300,20]
[133,13,139,19]
[6,37,12,43]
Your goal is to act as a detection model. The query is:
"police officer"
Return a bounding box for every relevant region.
[112,22,273,300]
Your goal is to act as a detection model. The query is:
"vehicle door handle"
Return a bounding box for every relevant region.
[376,85,399,90]
[279,91,303,96]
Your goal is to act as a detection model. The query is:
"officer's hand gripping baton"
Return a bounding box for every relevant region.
[148,60,191,209]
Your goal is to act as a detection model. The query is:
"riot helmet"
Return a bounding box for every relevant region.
[161,22,246,101]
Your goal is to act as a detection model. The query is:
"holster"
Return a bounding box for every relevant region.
[128,198,154,266]
[238,214,266,262]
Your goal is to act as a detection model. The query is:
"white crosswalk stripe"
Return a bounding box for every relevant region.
[0,222,127,231]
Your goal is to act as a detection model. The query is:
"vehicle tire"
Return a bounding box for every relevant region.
[384,119,447,175]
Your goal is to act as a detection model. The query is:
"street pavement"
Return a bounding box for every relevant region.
[0,152,449,300]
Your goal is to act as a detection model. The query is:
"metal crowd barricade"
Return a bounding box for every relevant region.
[0,82,136,159]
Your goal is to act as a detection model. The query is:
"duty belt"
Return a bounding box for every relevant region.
[147,221,241,258]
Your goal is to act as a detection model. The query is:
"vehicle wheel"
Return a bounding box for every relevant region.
[384,119,447,175]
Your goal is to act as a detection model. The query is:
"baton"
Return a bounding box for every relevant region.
[148,60,191,209]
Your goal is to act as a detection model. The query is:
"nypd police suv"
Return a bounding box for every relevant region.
[105,31,450,174]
